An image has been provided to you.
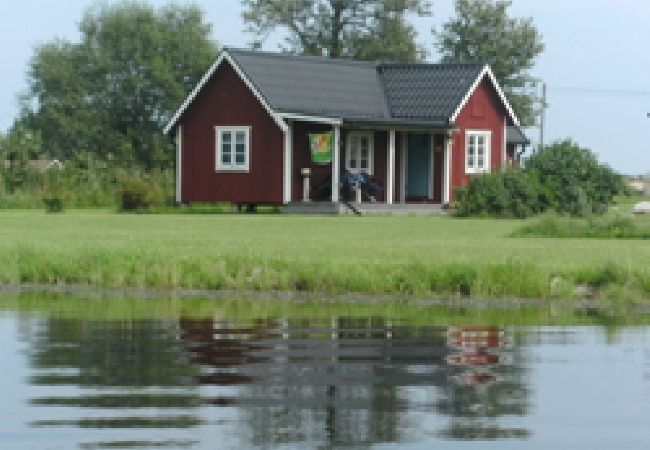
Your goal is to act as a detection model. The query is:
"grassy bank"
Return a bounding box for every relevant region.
[3,291,650,328]
[1,210,649,300]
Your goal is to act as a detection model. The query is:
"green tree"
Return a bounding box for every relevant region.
[23,1,218,168]
[242,0,431,62]
[435,0,544,125]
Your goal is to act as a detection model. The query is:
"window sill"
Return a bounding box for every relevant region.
[465,168,490,175]
[216,167,250,173]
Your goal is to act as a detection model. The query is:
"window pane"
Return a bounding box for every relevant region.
[235,131,246,144]
[361,137,368,150]
[477,135,485,146]
[222,131,231,144]
[221,144,231,164]
[235,143,246,164]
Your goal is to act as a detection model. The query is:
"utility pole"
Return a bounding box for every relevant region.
[539,82,547,152]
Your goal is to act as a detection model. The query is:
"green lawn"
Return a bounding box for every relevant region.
[0,206,649,299]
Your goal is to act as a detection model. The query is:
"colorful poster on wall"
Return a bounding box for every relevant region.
[308,132,333,164]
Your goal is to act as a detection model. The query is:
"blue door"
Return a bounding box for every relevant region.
[406,134,431,198]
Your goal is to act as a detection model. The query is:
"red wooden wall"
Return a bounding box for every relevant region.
[451,77,508,201]
[178,61,284,204]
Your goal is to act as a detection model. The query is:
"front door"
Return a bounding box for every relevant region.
[406,133,431,199]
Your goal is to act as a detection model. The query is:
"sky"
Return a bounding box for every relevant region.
[2,0,649,174]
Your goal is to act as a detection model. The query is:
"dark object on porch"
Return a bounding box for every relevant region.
[312,170,383,202]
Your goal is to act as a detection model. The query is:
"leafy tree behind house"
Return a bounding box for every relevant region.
[435,0,544,126]
[22,1,218,168]
[242,0,431,62]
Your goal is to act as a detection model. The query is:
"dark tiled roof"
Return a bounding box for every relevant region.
[506,125,530,145]
[167,49,515,132]
[228,49,388,119]
[228,49,486,125]
[378,63,484,122]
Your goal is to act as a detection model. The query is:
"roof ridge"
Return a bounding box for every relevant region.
[225,47,376,67]
[379,61,486,69]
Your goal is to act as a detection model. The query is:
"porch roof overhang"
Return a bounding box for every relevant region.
[277,110,456,132]
[340,117,453,132]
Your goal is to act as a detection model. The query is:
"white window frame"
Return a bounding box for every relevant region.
[345,131,374,175]
[465,129,491,174]
[215,126,251,172]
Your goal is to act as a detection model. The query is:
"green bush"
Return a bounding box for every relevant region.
[525,139,625,216]
[0,154,174,210]
[456,169,542,218]
[456,139,625,218]
[43,197,64,213]
[117,174,165,211]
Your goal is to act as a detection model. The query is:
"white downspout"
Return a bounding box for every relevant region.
[332,125,341,203]
[175,125,182,204]
[387,129,395,204]
[283,120,293,204]
[443,136,452,205]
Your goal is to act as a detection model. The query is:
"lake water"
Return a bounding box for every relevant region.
[2,300,650,449]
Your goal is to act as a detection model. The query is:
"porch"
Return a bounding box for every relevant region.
[282,118,454,214]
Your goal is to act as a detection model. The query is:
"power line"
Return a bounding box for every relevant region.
[547,85,650,97]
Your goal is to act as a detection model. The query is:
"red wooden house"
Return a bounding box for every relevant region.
[164,48,528,212]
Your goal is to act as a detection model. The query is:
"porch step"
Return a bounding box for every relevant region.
[357,203,444,215]
[282,201,445,216]
[282,201,347,215]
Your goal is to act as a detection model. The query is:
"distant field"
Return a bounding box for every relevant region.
[0,200,649,299]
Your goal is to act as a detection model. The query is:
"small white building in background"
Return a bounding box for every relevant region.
[3,159,63,172]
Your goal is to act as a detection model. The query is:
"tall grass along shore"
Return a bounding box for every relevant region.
[1,210,649,301]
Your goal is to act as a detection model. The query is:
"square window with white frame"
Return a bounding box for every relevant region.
[215,126,251,171]
[465,130,491,174]
[346,132,374,175]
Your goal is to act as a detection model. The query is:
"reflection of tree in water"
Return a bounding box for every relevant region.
[181,317,532,447]
[24,317,200,448]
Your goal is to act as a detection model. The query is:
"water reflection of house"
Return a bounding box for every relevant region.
[440,325,530,440]
[180,318,531,447]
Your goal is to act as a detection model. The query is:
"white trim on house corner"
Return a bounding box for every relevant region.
[443,136,452,204]
[387,129,396,205]
[164,50,288,135]
[400,133,407,203]
[502,117,507,167]
[283,121,293,204]
[449,65,520,127]
[176,125,182,203]
[429,133,435,200]
[278,113,342,126]
[332,125,341,203]
[345,131,374,175]
[465,129,492,175]
[215,125,252,172]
